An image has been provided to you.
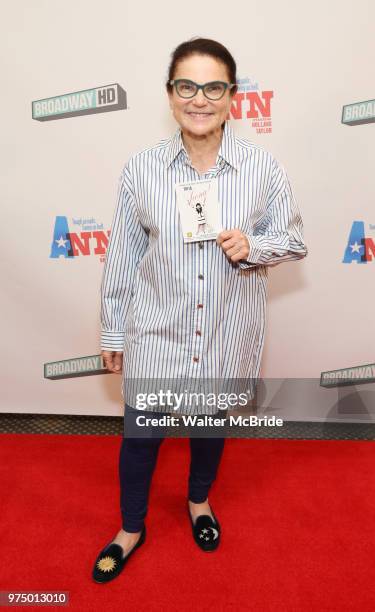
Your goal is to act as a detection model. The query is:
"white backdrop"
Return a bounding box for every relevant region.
[1,0,374,417]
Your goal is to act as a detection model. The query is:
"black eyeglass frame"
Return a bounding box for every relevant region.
[168,79,237,100]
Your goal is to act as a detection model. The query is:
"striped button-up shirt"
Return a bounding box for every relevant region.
[100,120,307,414]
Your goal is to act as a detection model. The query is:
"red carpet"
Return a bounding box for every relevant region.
[1,433,375,611]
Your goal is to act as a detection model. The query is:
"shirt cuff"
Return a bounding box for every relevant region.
[238,234,263,268]
[101,330,124,352]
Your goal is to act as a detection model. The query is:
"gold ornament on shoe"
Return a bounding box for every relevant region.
[97,556,117,572]
[198,526,219,541]
[210,527,219,540]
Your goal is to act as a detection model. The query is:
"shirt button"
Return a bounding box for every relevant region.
[197,304,203,309]
[198,274,204,280]
[192,357,199,363]
[195,330,202,336]
[199,241,204,249]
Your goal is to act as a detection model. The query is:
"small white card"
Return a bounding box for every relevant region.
[175,178,222,243]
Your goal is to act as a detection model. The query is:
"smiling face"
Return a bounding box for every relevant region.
[168,53,235,138]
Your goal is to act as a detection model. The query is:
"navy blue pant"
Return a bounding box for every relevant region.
[119,405,226,532]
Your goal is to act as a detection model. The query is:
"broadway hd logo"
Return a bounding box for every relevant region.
[341,98,375,126]
[32,83,127,121]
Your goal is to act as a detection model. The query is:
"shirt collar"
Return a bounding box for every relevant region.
[165,120,239,171]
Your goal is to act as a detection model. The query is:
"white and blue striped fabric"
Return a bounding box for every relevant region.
[100,120,307,414]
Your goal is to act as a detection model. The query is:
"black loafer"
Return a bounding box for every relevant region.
[187,501,221,552]
[92,526,146,583]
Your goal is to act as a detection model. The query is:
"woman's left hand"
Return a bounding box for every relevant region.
[217,229,250,263]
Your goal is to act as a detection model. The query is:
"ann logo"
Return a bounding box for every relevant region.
[342,221,375,263]
[228,91,273,121]
[50,216,110,259]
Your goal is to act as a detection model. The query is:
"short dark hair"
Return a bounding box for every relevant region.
[166,37,238,95]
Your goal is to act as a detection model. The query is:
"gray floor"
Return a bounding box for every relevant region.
[1,412,375,439]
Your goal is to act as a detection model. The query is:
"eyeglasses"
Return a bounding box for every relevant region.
[168,79,236,101]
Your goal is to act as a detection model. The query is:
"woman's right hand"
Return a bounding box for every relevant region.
[101,350,123,374]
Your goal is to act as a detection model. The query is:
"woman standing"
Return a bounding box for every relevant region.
[92,37,307,583]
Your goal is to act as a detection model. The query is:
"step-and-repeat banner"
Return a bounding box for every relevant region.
[2,0,374,420]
